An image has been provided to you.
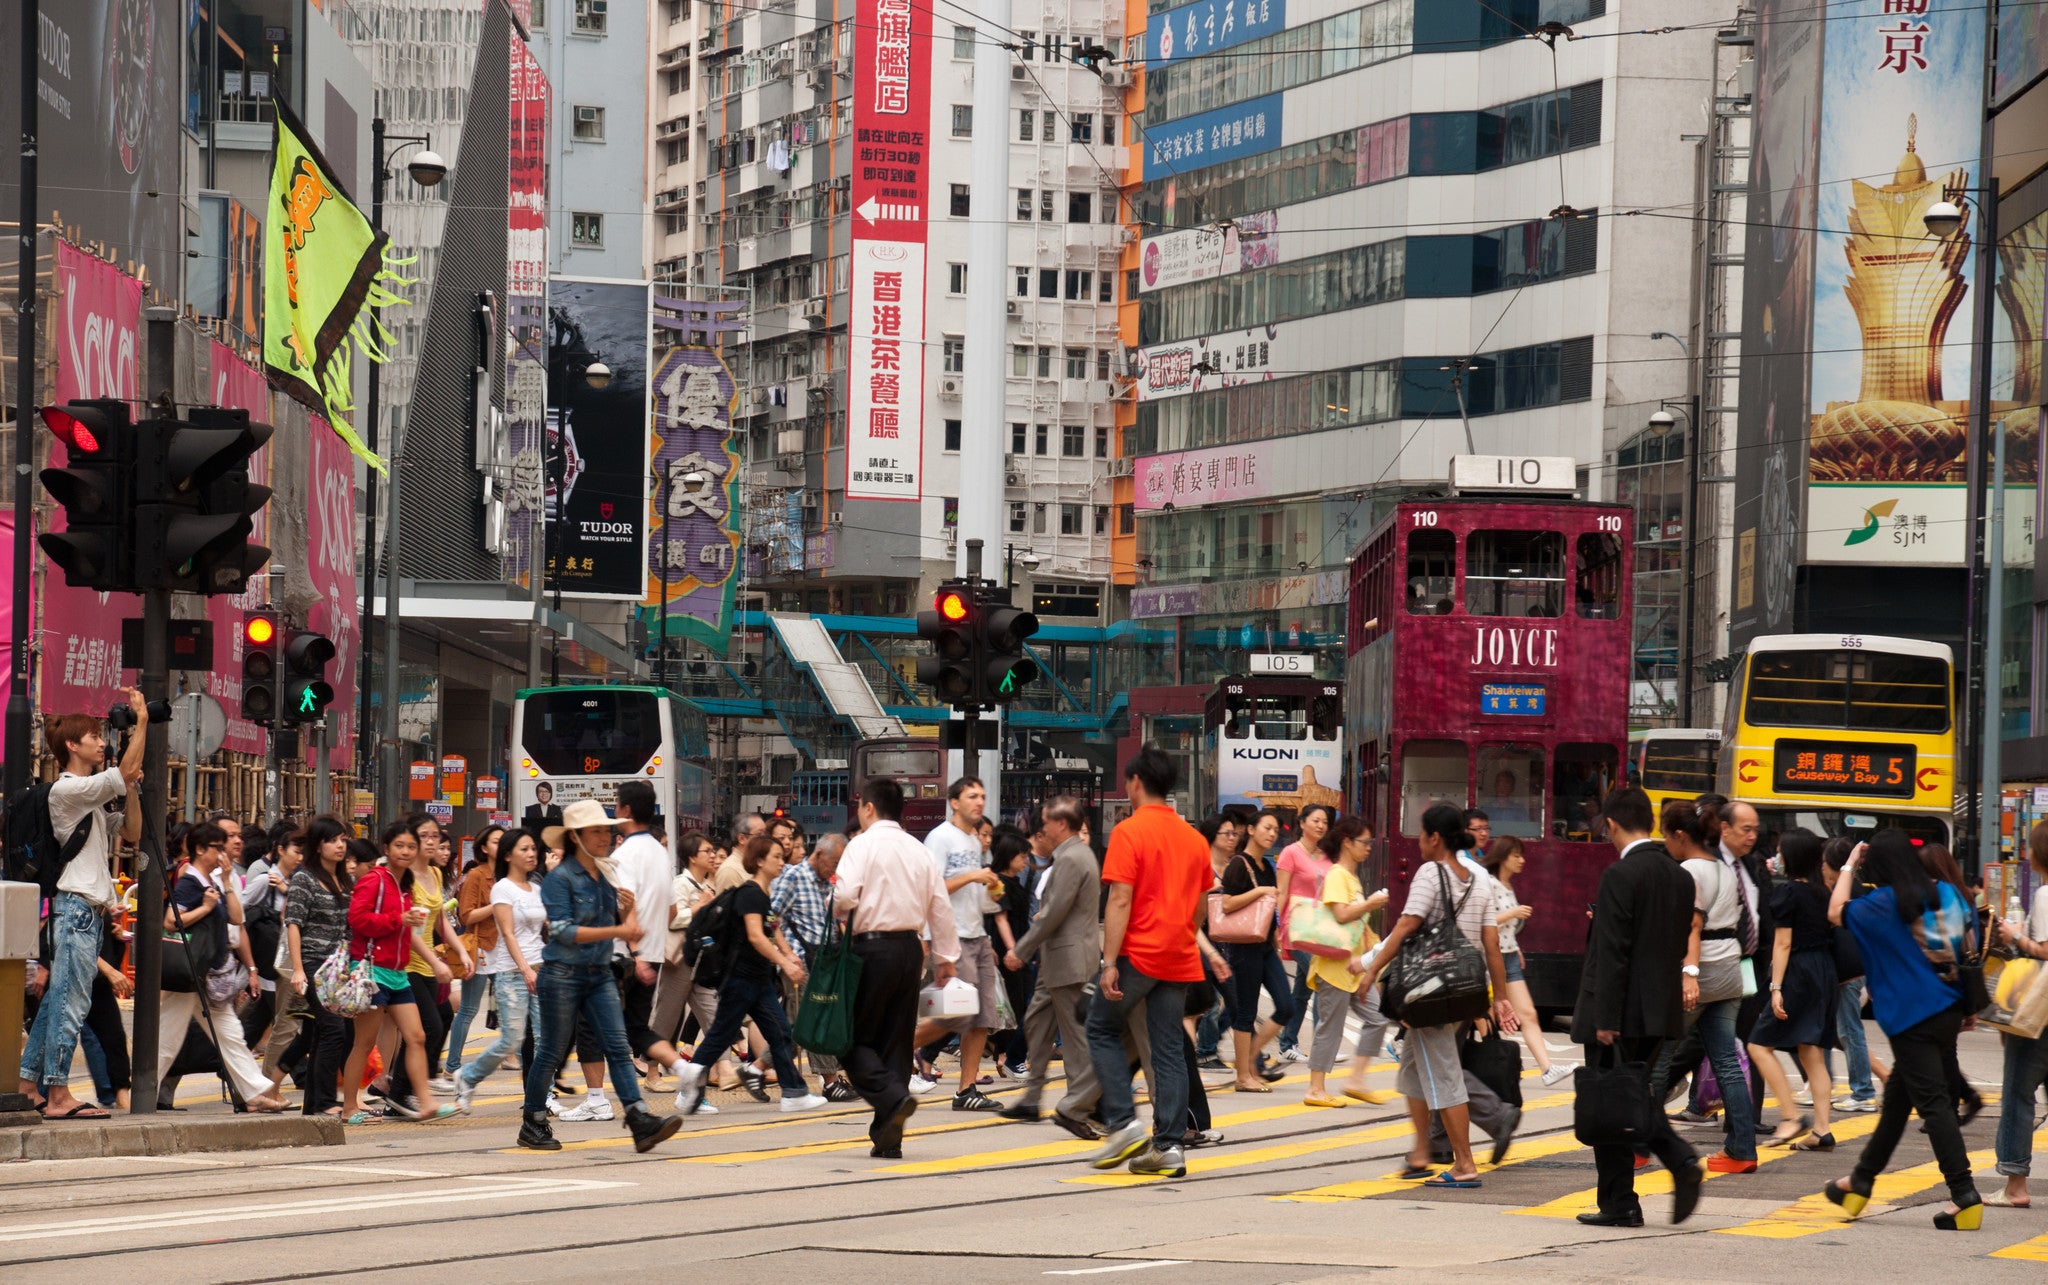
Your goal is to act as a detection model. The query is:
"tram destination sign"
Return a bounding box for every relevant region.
[1770,739,1916,799]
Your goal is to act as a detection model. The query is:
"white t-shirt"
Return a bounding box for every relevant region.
[1399,860,1497,947]
[484,879,546,975]
[1492,878,1522,955]
[2028,885,2048,941]
[926,819,987,940]
[610,830,675,963]
[48,767,125,907]
[1682,856,1742,964]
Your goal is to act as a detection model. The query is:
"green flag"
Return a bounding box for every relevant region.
[263,104,409,471]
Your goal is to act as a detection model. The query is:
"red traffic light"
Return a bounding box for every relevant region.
[937,590,970,622]
[245,615,277,646]
[41,406,104,454]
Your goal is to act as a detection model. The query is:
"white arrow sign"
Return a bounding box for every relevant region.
[857,196,880,223]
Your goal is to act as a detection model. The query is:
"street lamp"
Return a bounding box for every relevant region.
[584,360,613,390]
[1004,543,1040,588]
[366,117,447,816]
[1647,330,1703,727]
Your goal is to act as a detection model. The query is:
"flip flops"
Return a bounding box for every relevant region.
[1422,1171,1483,1188]
[1395,1163,1435,1180]
[41,1102,111,1120]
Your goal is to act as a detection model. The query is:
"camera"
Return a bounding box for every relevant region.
[106,699,175,730]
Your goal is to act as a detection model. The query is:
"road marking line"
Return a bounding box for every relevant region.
[0,1176,631,1244]
[879,1102,1327,1175]
[1272,1092,1579,1201]
[1994,1229,2048,1261]
[1044,1262,1188,1276]
[1720,1128,2040,1239]
[287,1164,454,1178]
[1065,1120,1414,1187]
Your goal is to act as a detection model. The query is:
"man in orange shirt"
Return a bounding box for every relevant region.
[1084,747,1211,1178]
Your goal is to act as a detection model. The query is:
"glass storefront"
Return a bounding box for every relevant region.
[1137,495,1373,583]
[1616,428,1684,724]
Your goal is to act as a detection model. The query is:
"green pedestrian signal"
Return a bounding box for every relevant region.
[280,630,337,728]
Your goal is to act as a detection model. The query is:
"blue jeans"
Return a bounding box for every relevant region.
[457,970,538,1091]
[1996,1031,2048,1178]
[1835,979,1875,1102]
[689,971,807,1099]
[447,972,495,1074]
[1698,997,1757,1160]
[522,963,643,1115]
[1279,949,1316,1051]
[19,894,102,1091]
[1195,999,1228,1059]
[1086,956,1189,1146]
[79,1022,113,1103]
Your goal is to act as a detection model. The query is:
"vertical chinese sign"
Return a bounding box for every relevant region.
[507,37,550,590]
[1802,0,1988,566]
[848,0,931,501]
[203,342,275,756]
[305,419,359,770]
[646,329,745,654]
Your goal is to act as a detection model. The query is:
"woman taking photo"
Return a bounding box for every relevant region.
[340,820,454,1125]
[1483,837,1571,1088]
[1821,829,1981,1229]
[1273,805,1334,1062]
[446,824,507,1076]
[1357,803,1518,1189]
[1302,817,1392,1107]
[1209,813,1291,1092]
[285,816,355,1115]
[1989,819,2048,1209]
[452,830,546,1112]
[1746,829,1838,1149]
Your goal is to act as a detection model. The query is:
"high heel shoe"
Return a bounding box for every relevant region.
[1790,1132,1835,1151]
[1767,1114,1811,1146]
[1932,1199,1983,1231]
[1822,1176,1873,1219]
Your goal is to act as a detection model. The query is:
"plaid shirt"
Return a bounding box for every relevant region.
[770,863,834,964]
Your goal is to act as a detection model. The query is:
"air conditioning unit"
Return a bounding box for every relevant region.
[805,65,830,88]
[1006,299,1021,315]
[939,375,964,399]
[801,297,828,324]
[1011,64,1026,80]
[1109,456,1134,478]
[576,105,602,126]
[777,452,803,471]
[1005,471,1024,487]
[1100,68,1133,89]
[743,387,770,413]
[697,34,714,50]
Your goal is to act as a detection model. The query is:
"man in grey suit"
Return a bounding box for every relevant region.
[999,795,1102,1140]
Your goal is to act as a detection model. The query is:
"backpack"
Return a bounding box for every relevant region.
[2,781,95,898]
[684,886,745,989]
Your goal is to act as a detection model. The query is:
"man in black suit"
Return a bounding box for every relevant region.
[1572,786,1704,1228]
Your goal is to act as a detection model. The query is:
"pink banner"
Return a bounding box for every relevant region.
[304,419,359,771]
[202,341,274,756]
[1135,441,1275,511]
[38,245,145,721]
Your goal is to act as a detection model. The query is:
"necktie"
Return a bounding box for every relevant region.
[1728,856,1757,956]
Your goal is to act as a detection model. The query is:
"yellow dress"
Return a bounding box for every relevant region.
[1306,865,1379,994]
[403,866,446,977]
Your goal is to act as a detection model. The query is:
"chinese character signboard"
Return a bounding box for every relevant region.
[1995,0,2048,106]
[1143,93,1282,180]
[1135,323,1285,401]
[1135,441,1274,511]
[1480,682,1548,716]
[506,40,550,592]
[849,0,932,502]
[302,417,359,769]
[1148,0,1286,66]
[1802,0,1988,567]
[645,342,745,652]
[1139,210,1279,293]
[1771,738,1917,800]
[546,278,652,599]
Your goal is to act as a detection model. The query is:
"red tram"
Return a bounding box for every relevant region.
[1344,458,1631,1012]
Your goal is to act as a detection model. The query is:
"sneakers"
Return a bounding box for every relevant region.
[998,1103,1042,1121]
[1834,1096,1878,1114]
[738,1064,771,1102]
[452,1079,475,1115]
[909,1074,940,1095]
[673,1062,709,1116]
[624,1103,683,1153]
[1540,1064,1574,1087]
[1706,1152,1759,1174]
[544,1093,564,1117]
[1088,1120,1151,1170]
[517,1111,561,1151]
[426,1076,458,1096]
[953,1086,1002,1112]
[1128,1144,1187,1178]
[1278,1047,1308,1063]
[1196,1055,1227,1071]
[823,1079,862,1103]
[558,1097,616,1122]
[1793,1089,1814,1107]
[780,1094,829,1113]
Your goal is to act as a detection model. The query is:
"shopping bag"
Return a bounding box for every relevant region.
[792,920,863,1059]
[1289,896,1364,960]
[1980,956,2048,1040]
[1573,1041,1652,1149]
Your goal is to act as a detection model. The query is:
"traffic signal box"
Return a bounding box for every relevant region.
[915,581,1040,710]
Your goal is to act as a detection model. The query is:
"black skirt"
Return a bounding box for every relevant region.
[1747,947,1839,1051]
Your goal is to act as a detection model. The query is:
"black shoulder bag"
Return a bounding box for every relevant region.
[1379,863,1491,1029]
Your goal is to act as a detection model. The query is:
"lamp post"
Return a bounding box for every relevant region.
[1004,543,1040,589]
[362,118,446,811]
[1648,328,1703,727]
[7,2,39,799]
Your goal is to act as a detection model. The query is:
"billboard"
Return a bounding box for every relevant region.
[1802,1,1987,567]
[546,279,651,601]
[646,344,744,651]
[505,38,549,589]
[848,0,932,502]
[1136,323,1284,401]
[1995,0,2048,107]
[302,418,359,770]
[1148,0,1286,65]
[1135,441,1274,511]
[0,0,184,295]
[1142,93,1283,180]
[1729,0,1823,643]
[1138,210,1279,293]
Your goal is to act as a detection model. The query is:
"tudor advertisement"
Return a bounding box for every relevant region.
[847,0,932,502]
[546,278,652,600]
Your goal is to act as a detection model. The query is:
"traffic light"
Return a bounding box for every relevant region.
[915,582,979,707]
[241,610,281,727]
[133,406,273,594]
[279,630,337,726]
[36,400,135,590]
[979,595,1040,704]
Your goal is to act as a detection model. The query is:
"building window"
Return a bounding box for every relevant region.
[949,184,971,217]
[942,338,966,373]
[664,66,689,95]
[1036,346,1052,377]
[663,137,689,166]
[571,212,604,245]
[1010,502,1027,532]
[1096,349,1112,381]
[1019,109,1036,141]
[1064,270,1092,300]
[1015,188,1033,221]
[951,105,974,138]
[1011,422,1027,454]
[574,0,607,33]
[1120,503,1135,535]
[952,24,975,58]
[1102,115,1117,145]
[944,419,963,451]
[947,263,968,294]
[1061,423,1085,456]
[1101,193,1119,224]
[1070,113,1094,143]
[1095,425,1109,457]
[573,106,605,140]
[1040,189,1055,221]
[1060,503,1083,535]
[1063,348,1087,379]
[1099,275,1115,303]
[1095,504,1109,534]
[1043,112,1057,142]
[1019,29,1035,59]
[1038,269,1058,299]
[1034,424,1050,455]
[1033,503,1047,534]
[531,0,547,28]
[1014,266,1030,296]
[1068,191,1092,223]
[1034,584,1101,618]
[1011,347,1031,377]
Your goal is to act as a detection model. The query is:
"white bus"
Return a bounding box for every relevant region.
[510,685,713,849]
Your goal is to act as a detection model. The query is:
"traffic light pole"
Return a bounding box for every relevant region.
[129,588,171,1114]
[7,3,40,800]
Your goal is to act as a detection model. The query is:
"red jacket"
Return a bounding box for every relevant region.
[347,867,414,970]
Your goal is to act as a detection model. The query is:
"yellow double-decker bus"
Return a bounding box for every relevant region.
[1630,728,1721,830]
[1718,634,1955,846]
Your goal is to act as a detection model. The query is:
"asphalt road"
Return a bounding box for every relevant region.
[3,1023,2046,1283]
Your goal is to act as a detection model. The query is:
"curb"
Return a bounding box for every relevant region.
[0,1113,344,1161]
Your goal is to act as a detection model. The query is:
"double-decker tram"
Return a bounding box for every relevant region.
[1717,634,1955,847]
[1344,456,1632,1011]
[1201,674,1344,824]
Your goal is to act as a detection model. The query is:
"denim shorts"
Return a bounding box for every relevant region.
[371,984,417,1008]
[1503,950,1525,984]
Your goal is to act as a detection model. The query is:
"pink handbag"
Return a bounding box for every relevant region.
[1205,856,1276,945]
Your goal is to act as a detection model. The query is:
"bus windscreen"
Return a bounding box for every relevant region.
[1743,650,1950,734]
[862,746,942,779]
[1639,738,1717,794]
[522,690,664,775]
